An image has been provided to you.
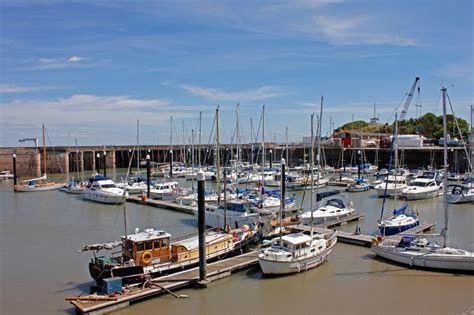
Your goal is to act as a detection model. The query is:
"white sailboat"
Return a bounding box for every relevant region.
[372,87,474,271]
[15,125,66,192]
[258,102,337,275]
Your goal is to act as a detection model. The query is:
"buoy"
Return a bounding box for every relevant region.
[141,192,147,203]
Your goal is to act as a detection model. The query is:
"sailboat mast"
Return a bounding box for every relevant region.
[137,118,140,174]
[318,96,323,181]
[170,115,173,166]
[261,106,265,193]
[310,114,315,238]
[285,126,289,166]
[279,158,285,246]
[394,114,398,211]
[250,118,254,165]
[199,111,202,167]
[42,124,46,176]
[215,106,221,205]
[442,87,449,247]
[236,103,241,164]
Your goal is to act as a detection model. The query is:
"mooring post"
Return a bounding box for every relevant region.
[197,169,208,287]
[12,154,17,188]
[96,153,100,175]
[146,154,151,198]
[103,151,107,177]
[169,150,173,178]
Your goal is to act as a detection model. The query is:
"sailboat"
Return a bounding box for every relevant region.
[15,125,67,192]
[372,87,474,271]
[376,114,419,236]
[347,150,370,192]
[258,103,337,275]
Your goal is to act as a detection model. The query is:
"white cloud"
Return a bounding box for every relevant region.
[0,84,41,93]
[296,15,417,46]
[179,84,289,102]
[20,56,99,71]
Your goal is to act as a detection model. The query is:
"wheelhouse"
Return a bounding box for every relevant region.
[121,229,172,266]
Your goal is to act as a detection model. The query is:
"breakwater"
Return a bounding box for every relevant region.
[0,144,470,177]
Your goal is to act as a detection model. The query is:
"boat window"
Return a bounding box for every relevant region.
[136,242,144,252]
[144,241,152,250]
[162,238,169,247]
[101,184,117,188]
[153,240,160,250]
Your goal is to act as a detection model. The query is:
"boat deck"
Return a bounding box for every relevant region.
[69,251,258,314]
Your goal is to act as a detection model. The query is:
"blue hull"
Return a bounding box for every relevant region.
[379,221,419,236]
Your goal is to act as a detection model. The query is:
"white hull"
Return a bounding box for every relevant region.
[402,188,442,200]
[300,210,354,225]
[372,245,474,271]
[82,191,126,204]
[259,240,336,275]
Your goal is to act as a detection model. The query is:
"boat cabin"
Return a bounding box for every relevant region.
[171,232,233,264]
[121,228,172,266]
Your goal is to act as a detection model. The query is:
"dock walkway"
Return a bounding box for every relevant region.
[70,251,258,314]
[127,196,195,214]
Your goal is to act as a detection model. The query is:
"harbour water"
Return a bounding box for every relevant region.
[0,171,472,315]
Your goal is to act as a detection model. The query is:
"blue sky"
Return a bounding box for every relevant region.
[1,0,472,147]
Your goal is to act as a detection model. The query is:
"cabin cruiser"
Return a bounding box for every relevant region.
[401,172,442,200]
[0,170,14,179]
[378,205,419,236]
[82,175,127,204]
[83,226,255,284]
[258,230,337,275]
[299,199,356,225]
[117,176,148,194]
[446,183,474,204]
[149,181,179,199]
[374,175,408,197]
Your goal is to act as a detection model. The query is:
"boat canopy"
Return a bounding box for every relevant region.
[397,235,416,248]
[325,199,345,209]
[392,204,408,216]
[316,190,340,201]
[89,175,109,183]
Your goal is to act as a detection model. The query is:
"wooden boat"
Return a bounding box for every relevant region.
[84,226,255,285]
[15,125,66,192]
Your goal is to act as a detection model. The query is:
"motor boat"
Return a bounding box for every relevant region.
[401,172,442,200]
[299,199,356,225]
[82,175,127,204]
[374,175,407,197]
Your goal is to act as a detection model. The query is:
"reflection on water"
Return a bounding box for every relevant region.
[0,171,472,315]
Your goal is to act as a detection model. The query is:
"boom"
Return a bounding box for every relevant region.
[399,77,420,121]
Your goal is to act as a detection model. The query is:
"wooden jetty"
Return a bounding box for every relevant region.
[70,251,259,314]
[127,196,195,214]
[335,222,436,247]
[287,219,435,248]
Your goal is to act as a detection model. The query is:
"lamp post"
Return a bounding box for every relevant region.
[96,153,100,175]
[103,151,107,177]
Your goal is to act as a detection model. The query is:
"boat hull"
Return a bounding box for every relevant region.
[82,191,126,204]
[372,245,474,271]
[258,242,335,275]
[402,189,441,200]
[14,182,66,192]
[379,221,419,236]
